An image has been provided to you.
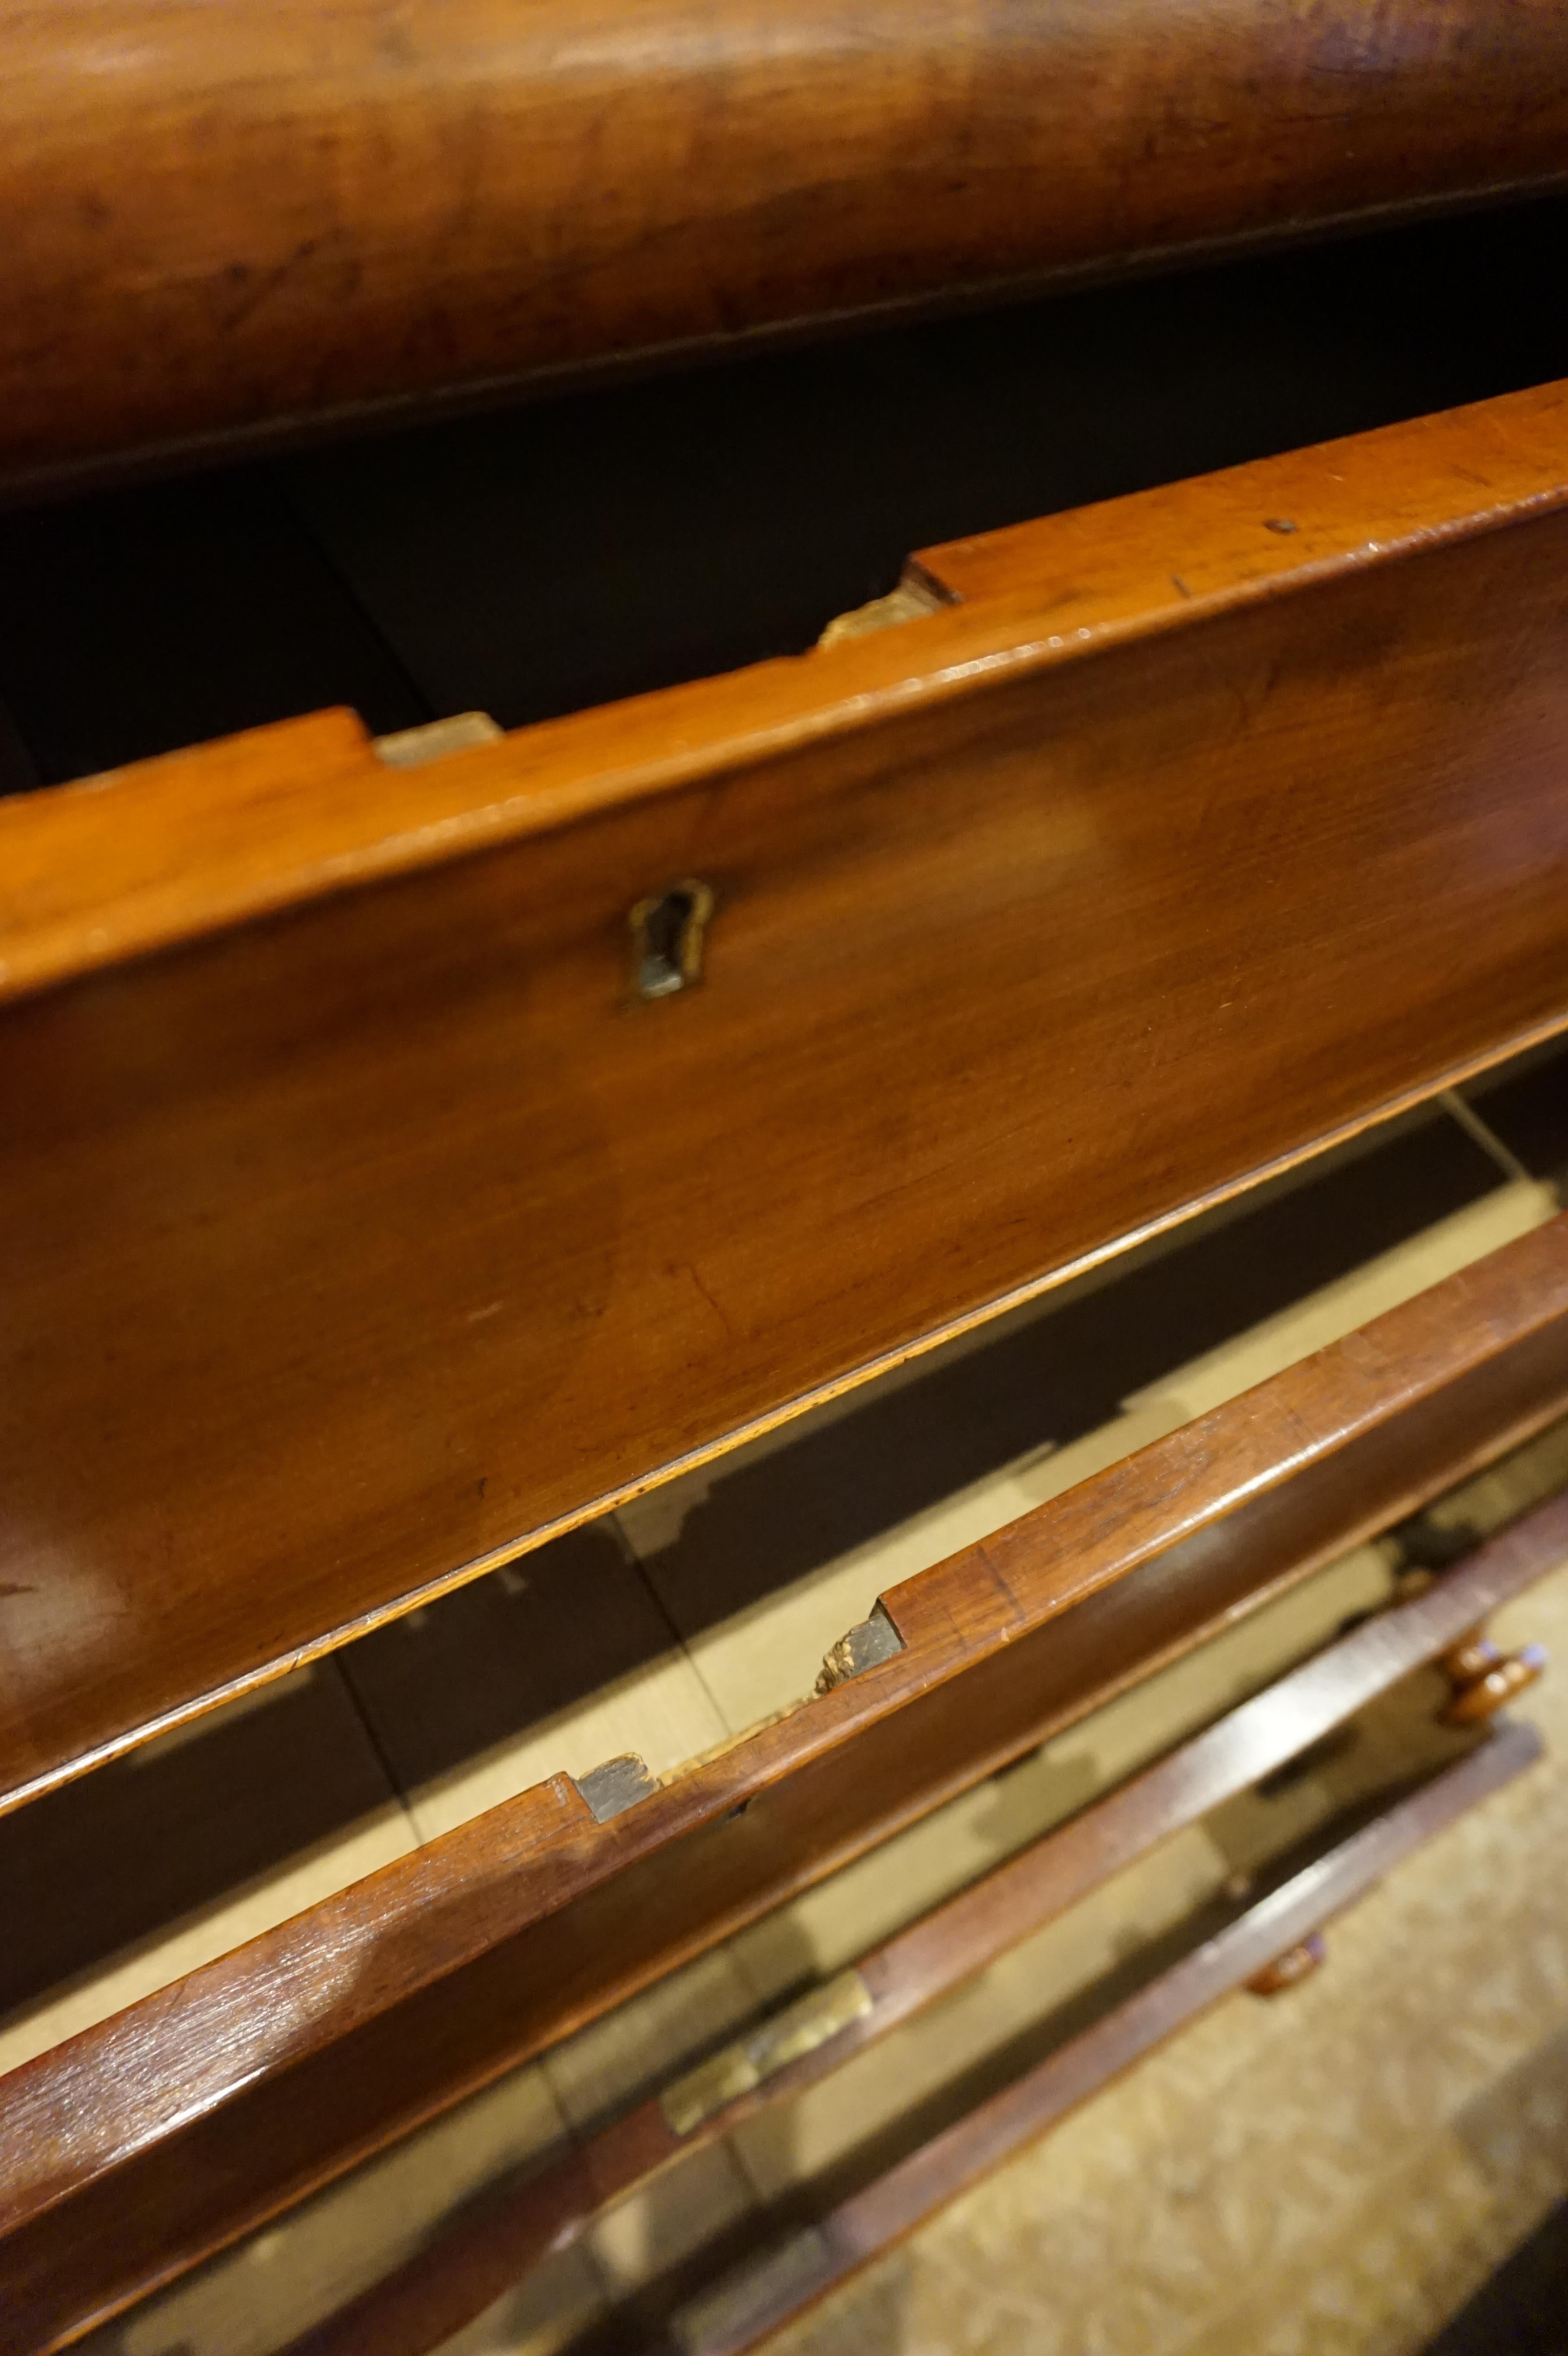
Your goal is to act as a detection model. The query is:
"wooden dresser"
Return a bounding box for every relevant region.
[4,5,1568,2350]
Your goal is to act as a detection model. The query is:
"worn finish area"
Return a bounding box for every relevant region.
[4,386,1568,1808]
[2,0,1567,482]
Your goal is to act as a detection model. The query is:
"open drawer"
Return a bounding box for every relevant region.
[6,349,1568,1821]
[6,1079,1568,2353]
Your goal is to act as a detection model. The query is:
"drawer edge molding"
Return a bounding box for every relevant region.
[2,380,1565,1010]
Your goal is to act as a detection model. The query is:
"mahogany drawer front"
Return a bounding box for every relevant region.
[5,1206,1568,2353]
[3,383,1568,1819]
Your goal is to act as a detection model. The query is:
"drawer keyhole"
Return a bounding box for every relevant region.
[630,880,714,999]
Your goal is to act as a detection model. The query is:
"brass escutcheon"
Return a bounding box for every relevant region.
[629,879,715,999]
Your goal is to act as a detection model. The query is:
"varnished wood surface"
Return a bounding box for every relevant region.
[278,1502,1568,2356]
[661,1724,1544,2356]
[5,381,1566,1005]
[2,2,1566,484]
[5,1222,1568,2354]
[5,390,1568,1805]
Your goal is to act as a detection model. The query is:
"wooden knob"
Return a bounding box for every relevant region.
[1440,1632,1502,1688]
[1440,1642,1546,1726]
[1246,1933,1326,1997]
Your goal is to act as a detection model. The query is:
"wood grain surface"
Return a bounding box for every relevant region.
[4,388,1568,1808]
[277,1502,1568,2356]
[6,380,1567,1004]
[1,1,1566,483]
[659,1724,1544,2356]
[5,1219,1568,2354]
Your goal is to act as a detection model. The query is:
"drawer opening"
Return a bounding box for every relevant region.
[2,193,1567,794]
